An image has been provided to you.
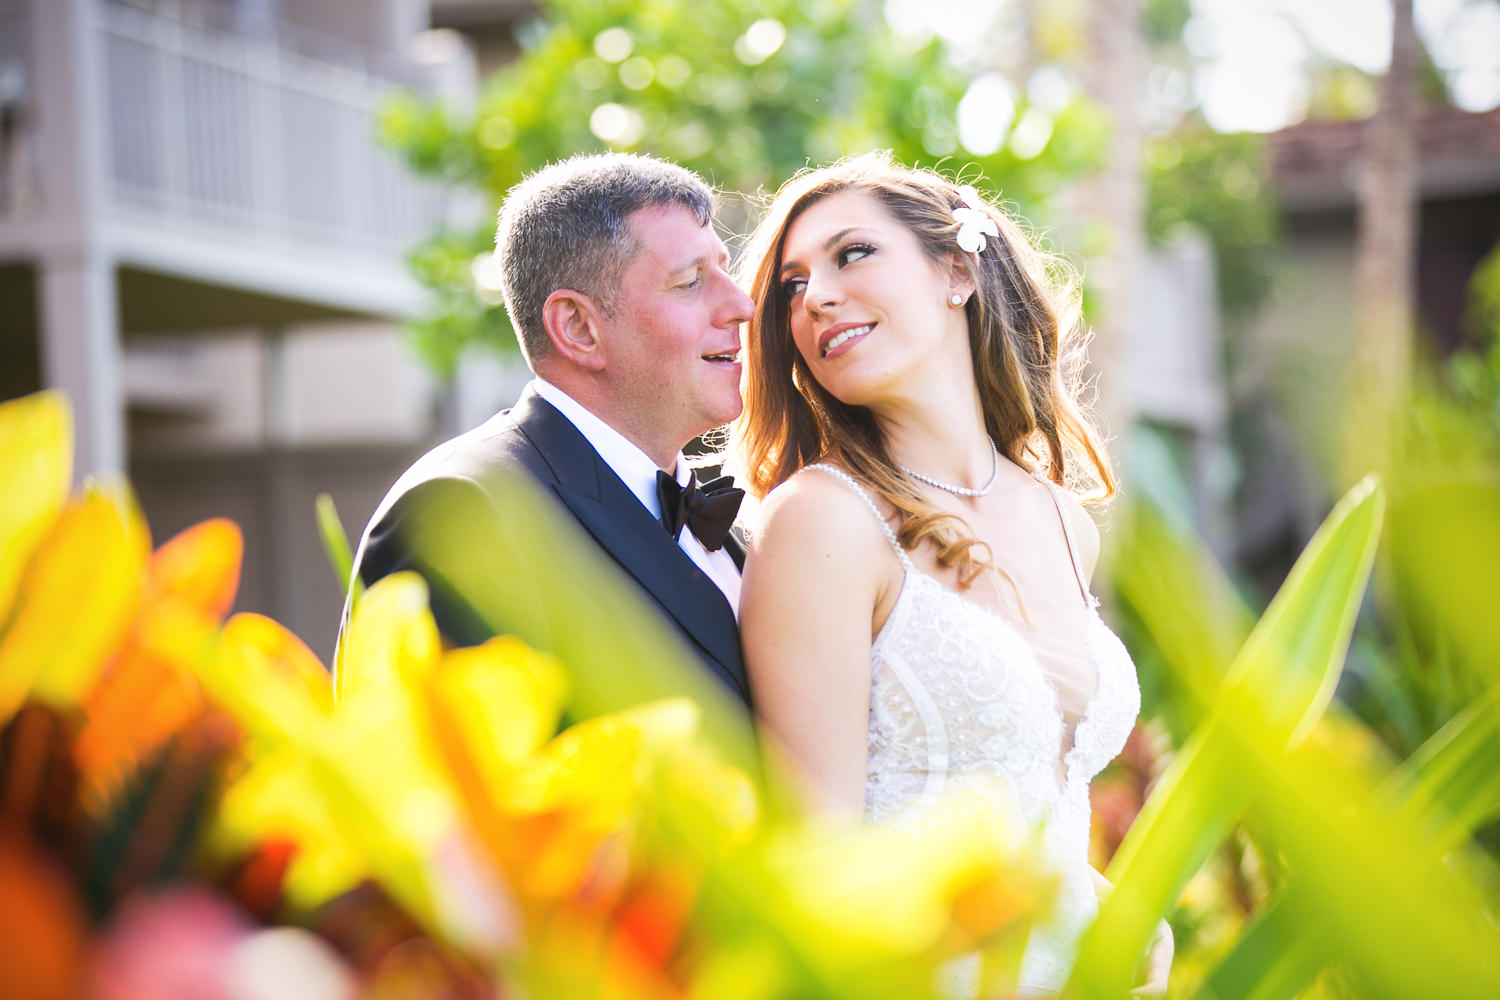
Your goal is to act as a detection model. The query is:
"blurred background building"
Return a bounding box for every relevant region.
[1237,104,1500,592]
[0,0,508,655]
[3,0,1497,660]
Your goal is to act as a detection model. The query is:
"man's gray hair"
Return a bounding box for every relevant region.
[495,153,716,366]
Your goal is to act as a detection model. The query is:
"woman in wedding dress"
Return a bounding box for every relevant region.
[729,153,1170,997]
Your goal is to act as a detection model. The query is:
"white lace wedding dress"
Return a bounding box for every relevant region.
[810,465,1141,997]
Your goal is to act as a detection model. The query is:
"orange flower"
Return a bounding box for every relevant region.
[76,519,246,804]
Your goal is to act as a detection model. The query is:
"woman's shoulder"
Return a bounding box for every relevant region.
[751,464,894,554]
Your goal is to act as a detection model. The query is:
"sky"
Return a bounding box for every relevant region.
[1192,0,1500,131]
[885,0,1500,138]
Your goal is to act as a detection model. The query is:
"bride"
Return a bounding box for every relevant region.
[729,153,1169,996]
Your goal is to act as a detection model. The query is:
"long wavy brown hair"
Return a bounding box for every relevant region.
[728,152,1115,587]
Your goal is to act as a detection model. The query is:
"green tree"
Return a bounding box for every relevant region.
[380,0,1110,377]
[1451,243,1500,435]
[1137,0,1278,320]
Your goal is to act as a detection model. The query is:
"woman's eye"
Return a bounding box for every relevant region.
[839,244,875,266]
[782,276,807,298]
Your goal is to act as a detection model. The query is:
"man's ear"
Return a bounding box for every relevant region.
[540,289,607,371]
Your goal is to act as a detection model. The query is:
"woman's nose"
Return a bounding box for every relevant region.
[803,270,842,313]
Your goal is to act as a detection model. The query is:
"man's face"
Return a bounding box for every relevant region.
[601,203,753,460]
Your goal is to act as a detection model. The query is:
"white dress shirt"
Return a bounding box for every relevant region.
[531,378,742,617]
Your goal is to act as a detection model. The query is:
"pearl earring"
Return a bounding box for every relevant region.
[950,293,964,307]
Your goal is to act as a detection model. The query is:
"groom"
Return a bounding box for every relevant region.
[343,154,754,703]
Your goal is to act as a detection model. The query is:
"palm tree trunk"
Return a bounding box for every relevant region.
[1352,0,1418,428]
[1078,0,1145,454]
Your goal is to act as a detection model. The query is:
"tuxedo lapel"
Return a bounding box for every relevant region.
[510,391,748,699]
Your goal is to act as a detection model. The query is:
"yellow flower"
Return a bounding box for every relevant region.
[0,391,72,623]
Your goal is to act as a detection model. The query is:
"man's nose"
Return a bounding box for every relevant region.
[722,278,753,324]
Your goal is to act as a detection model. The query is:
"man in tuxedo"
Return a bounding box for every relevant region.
[343,154,753,703]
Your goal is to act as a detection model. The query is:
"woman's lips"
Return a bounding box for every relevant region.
[820,323,874,359]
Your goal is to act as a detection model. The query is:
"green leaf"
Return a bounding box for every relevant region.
[1188,896,1319,1000]
[1194,685,1500,1000]
[1110,500,1254,725]
[1223,475,1384,744]
[1243,731,1500,999]
[315,492,361,606]
[1392,685,1500,850]
[379,0,1108,380]
[1070,478,1384,997]
[396,469,760,775]
[1387,481,1500,691]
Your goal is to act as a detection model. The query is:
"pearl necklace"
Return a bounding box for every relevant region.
[900,442,1000,497]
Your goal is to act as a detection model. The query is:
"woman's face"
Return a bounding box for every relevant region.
[776,189,971,409]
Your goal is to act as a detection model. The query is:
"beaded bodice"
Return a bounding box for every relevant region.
[807,465,1140,994]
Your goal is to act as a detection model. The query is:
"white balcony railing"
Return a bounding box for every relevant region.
[98,0,452,254]
[0,4,32,218]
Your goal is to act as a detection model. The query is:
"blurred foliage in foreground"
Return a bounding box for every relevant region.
[1101,305,1500,997]
[2,385,1497,998]
[1447,241,1500,439]
[0,390,1044,1000]
[381,0,1274,377]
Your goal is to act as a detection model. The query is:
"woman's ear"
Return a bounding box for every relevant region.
[945,255,977,301]
[540,289,607,371]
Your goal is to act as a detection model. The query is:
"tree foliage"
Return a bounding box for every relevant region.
[1450,242,1500,434]
[1144,123,1278,316]
[380,0,1111,376]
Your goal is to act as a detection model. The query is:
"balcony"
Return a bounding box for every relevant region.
[2,0,468,316]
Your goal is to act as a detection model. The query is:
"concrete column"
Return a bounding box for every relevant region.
[261,324,299,628]
[38,250,123,478]
[386,0,431,53]
[30,0,122,481]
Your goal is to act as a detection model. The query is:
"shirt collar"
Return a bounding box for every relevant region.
[531,377,689,519]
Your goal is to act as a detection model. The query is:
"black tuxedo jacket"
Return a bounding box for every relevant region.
[343,386,749,703]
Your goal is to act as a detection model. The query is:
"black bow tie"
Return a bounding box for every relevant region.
[656,470,744,552]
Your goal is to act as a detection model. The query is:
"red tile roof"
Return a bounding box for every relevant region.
[1269,104,1500,209]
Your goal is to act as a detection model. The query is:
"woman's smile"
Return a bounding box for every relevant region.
[819,322,876,359]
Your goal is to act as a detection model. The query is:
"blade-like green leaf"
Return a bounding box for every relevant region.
[1387,481,1500,689]
[1110,501,1254,721]
[1222,476,1384,743]
[1074,726,1247,991]
[315,492,362,606]
[1390,685,1500,851]
[1195,686,1500,1000]
[408,468,761,776]
[1189,896,1320,1000]
[1170,691,1500,1000]
[1246,733,1500,998]
[1070,479,1384,997]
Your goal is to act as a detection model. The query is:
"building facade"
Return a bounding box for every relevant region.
[1,0,481,657]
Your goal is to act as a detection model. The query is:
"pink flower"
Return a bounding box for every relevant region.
[88,887,250,1000]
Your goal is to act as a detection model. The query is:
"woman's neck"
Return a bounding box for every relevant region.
[873,379,995,493]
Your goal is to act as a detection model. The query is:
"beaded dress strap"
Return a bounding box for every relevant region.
[806,464,914,570]
[1035,474,1099,610]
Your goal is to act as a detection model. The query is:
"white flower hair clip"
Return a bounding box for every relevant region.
[953,185,999,253]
